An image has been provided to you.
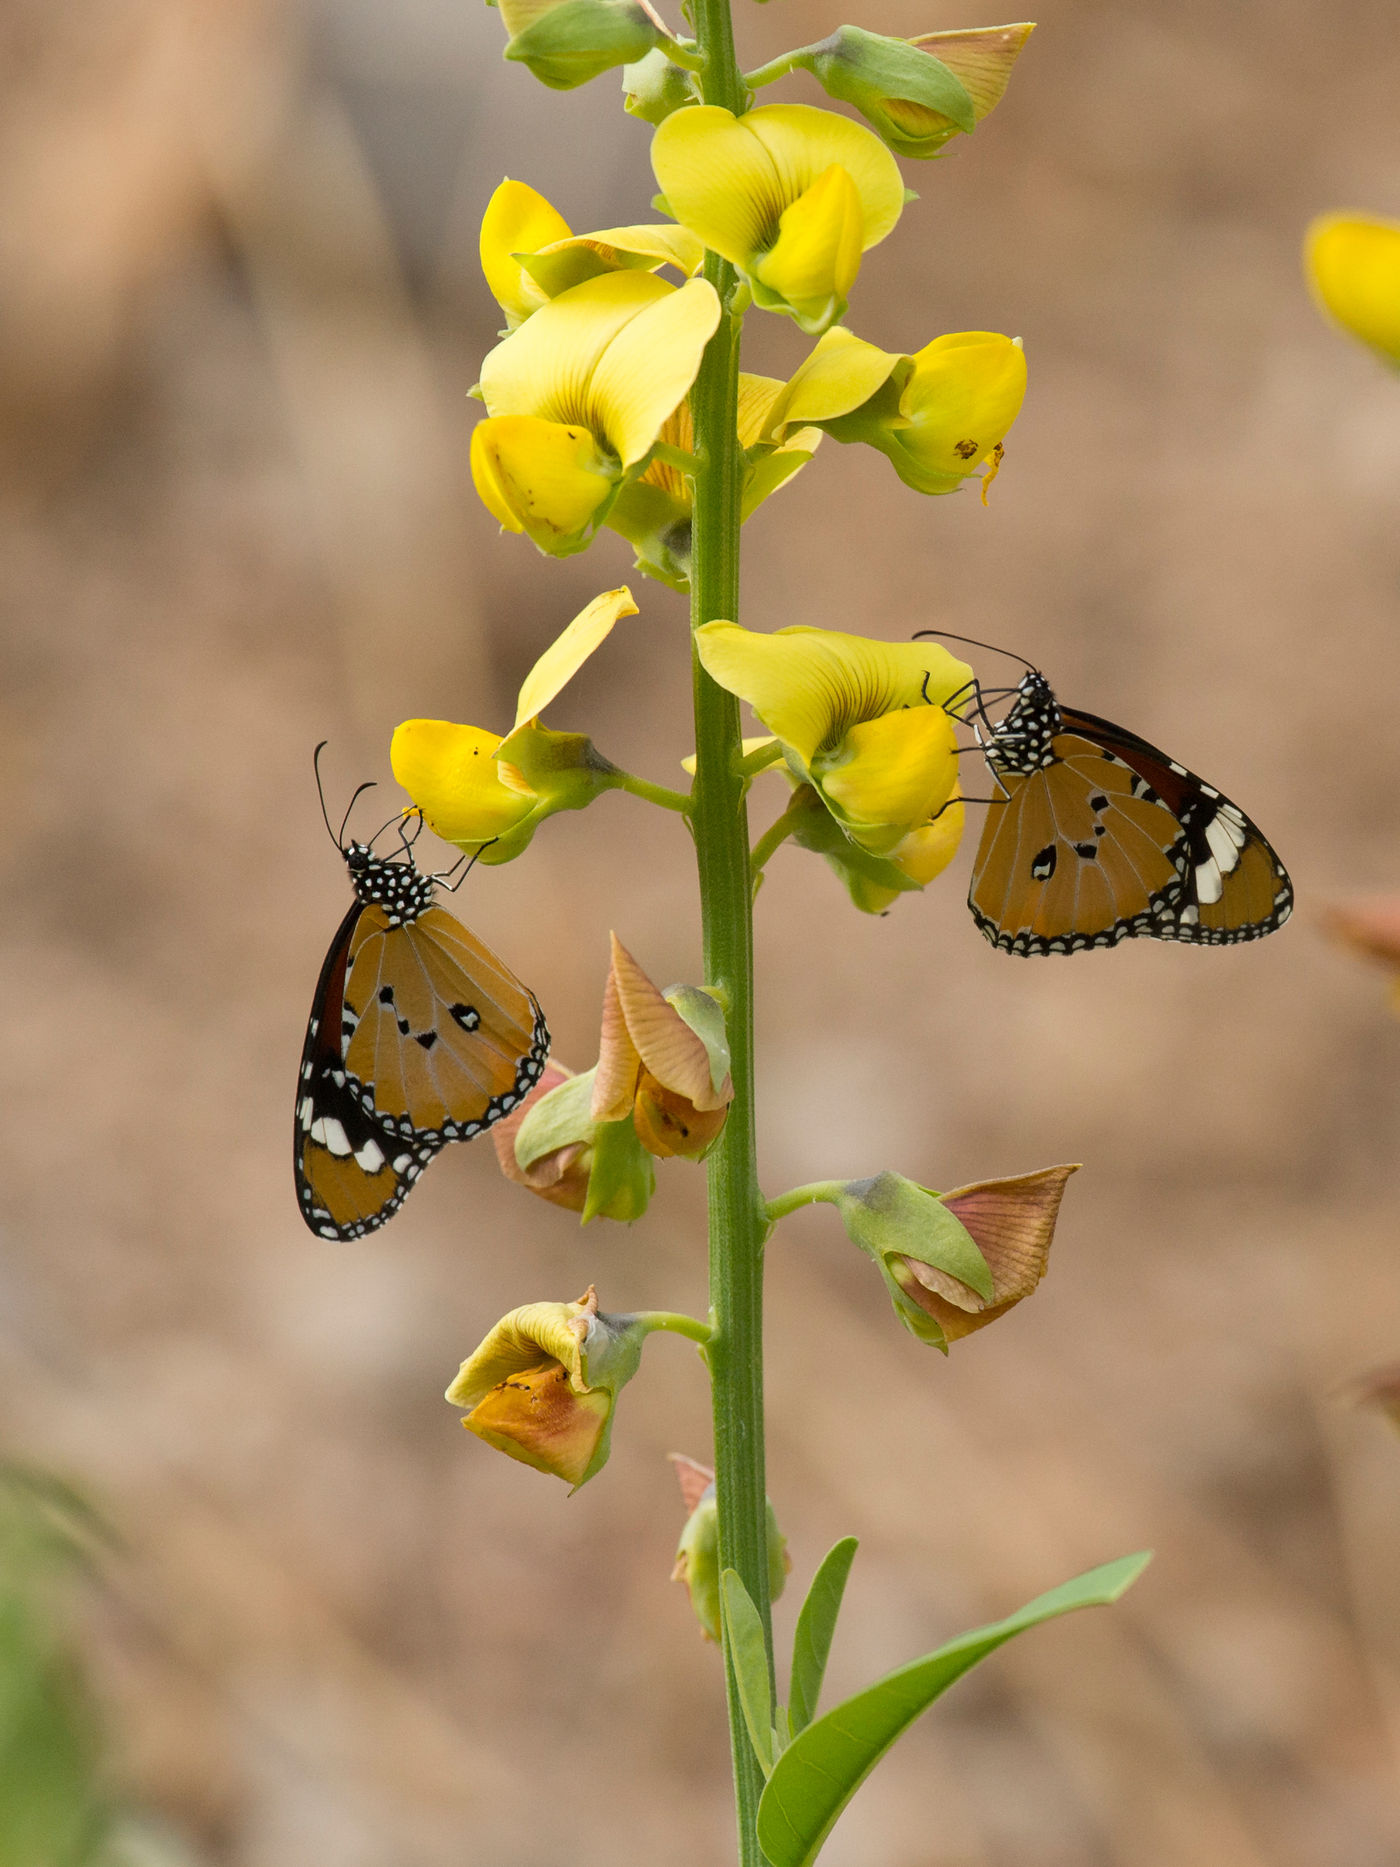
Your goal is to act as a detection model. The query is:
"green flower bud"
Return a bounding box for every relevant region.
[669,1455,789,1641]
[622,46,699,124]
[503,0,673,91]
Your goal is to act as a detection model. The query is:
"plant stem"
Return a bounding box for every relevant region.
[743,49,803,89]
[634,1310,716,1348]
[689,0,770,1858]
[618,772,694,815]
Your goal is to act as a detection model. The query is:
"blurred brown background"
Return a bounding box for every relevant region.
[4,0,1400,1861]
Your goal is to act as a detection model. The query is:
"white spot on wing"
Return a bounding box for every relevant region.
[1195,858,1224,904]
[354,1137,386,1172]
[311,1117,352,1156]
[1205,816,1244,871]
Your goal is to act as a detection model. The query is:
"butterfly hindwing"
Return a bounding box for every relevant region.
[295,903,442,1239]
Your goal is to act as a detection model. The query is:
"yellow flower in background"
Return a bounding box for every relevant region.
[695,622,972,868]
[472,270,721,553]
[392,587,637,861]
[1305,212,1400,367]
[767,326,1027,496]
[607,373,823,590]
[446,1287,649,1488]
[481,179,703,330]
[651,104,905,333]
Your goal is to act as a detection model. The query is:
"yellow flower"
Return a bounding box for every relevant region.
[793,23,1033,161]
[446,1287,648,1488]
[694,622,972,868]
[786,782,966,914]
[473,270,721,553]
[607,373,822,591]
[391,586,636,861]
[767,325,1027,496]
[1305,212,1400,367]
[650,104,905,333]
[480,179,703,330]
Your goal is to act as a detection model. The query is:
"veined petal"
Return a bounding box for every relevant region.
[694,621,973,766]
[479,269,677,429]
[752,165,864,332]
[521,222,705,303]
[390,719,534,844]
[514,586,639,727]
[446,1295,593,1409]
[765,327,899,441]
[651,103,903,275]
[587,276,721,465]
[470,415,618,551]
[1306,212,1400,364]
[480,179,572,328]
[815,704,959,838]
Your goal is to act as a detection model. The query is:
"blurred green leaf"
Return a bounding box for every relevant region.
[788,1538,858,1737]
[757,1552,1152,1867]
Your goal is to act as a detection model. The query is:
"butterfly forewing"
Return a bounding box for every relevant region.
[342,905,548,1141]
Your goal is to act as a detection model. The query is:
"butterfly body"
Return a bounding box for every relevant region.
[968,670,1292,956]
[296,838,549,1239]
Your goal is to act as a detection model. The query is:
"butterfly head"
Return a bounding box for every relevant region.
[983,669,1062,777]
[342,840,436,927]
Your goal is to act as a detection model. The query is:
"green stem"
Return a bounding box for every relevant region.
[749,797,806,882]
[634,1310,715,1348]
[650,441,704,475]
[617,772,694,815]
[690,0,769,1858]
[764,1181,843,1223]
[736,741,785,780]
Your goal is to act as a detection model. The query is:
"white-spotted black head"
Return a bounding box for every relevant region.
[342,840,436,927]
[983,670,1062,776]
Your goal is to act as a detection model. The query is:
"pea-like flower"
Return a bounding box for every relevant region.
[822,1165,1076,1350]
[791,22,1033,161]
[501,1058,659,1222]
[650,103,905,333]
[669,1454,790,1642]
[592,933,733,1159]
[391,586,637,862]
[695,622,973,877]
[472,270,721,553]
[446,1287,650,1487]
[766,325,1027,497]
[481,179,703,331]
[1305,212,1400,369]
[492,0,678,93]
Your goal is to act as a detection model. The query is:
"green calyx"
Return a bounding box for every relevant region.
[506,0,674,89]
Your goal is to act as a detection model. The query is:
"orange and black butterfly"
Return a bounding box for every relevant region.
[295,760,549,1238]
[923,637,1293,956]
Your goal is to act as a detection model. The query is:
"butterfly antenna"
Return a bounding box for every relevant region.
[337,780,378,848]
[313,742,342,848]
[912,628,1037,674]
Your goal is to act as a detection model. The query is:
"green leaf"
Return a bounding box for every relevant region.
[757,1552,1152,1867]
[721,1569,775,1777]
[789,1538,858,1735]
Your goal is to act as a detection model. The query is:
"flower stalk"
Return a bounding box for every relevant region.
[686,0,773,1851]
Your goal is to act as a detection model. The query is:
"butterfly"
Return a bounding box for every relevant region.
[295,758,550,1239]
[922,637,1292,957]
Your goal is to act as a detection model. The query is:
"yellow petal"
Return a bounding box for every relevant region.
[446,1293,596,1408]
[1305,212,1400,364]
[694,621,974,768]
[752,165,864,330]
[480,178,573,328]
[478,271,719,468]
[521,222,706,302]
[514,587,639,728]
[888,804,964,885]
[897,331,1027,479]
[651,103,903,273]
[764,327,899,441]
[816,704,958,841]
[587,276,721,465]
[470,415,618,550]
[390,718,534,845]
[464,1360,610,1485]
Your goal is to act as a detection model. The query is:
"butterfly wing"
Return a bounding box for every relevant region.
[295,903,442,1239]
[969,732,1190,954]
[340,905,549,1142]
[1059,707,1292,944]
